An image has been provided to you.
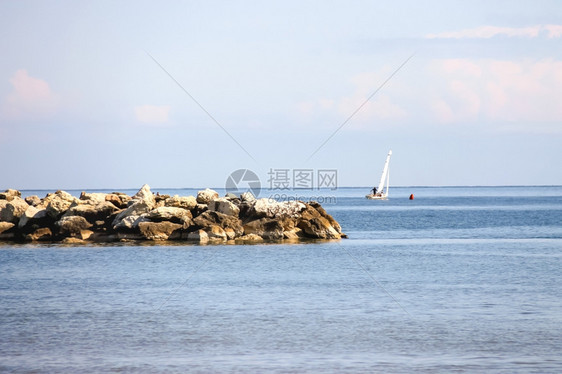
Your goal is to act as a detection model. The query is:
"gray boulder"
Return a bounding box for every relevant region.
[113,215,149,231]
[0,197,29,223]
[56,216,93,237]
[18,206,48,229]
[132,184,155,206]
[253,198,306,219]
[208,198,240,216]
[112,185,156,228]
[196,188,219,204]
[44,191,79,218]
[79,192,108,204]
[63,201,119,223]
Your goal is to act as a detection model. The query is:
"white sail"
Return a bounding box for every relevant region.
[377,150,392,193]
[385,164,390,195]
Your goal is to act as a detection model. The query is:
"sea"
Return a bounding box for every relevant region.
[1,186,561,373]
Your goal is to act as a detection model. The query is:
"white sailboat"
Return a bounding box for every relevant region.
[366,150,392,200]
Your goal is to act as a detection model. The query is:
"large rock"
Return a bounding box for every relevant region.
[105,193,130,209]
[297,204,341,239]
[184,225,227,242]
[243,218,285,240]
[0,222,15,239]
[138,221,182,240]
[196,188,219,204]
[193,211,244,238]
[208,198,240,216]
[18,206,48,229]
[0,197,29,223]
[192,203,208,217]
[56,216,93,237]
[164,195,197,210]
[154,193,170,206]
[63,201,119,224]
[224,227,236,240]
[79,192,108,204]
[205,225,228,241]
[25,227,52,241]
[24,195,42,207]
[45,191,79,218]
[283,228,305,240]
[298,217,340,239]
[113,215,149,231]
[145,206,193,226]
[132,184,155,206]
[225,192,239,200]
[0,189,22,201]
[253,199,306,219]
[185,229,209,242]
[308,201,342,234]
[112,185,156,228]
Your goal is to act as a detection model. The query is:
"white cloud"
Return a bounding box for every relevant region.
[1,69,59,120]
[134,105,171,124]
[426,24,562,39]
[428,58,562,130]
[544,24,562,38]
[298,58,562,134]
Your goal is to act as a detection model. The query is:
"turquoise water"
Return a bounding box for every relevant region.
[1,186,561,372]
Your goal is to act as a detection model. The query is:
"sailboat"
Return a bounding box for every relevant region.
[366,150,392,200]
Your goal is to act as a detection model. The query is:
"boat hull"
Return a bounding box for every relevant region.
[365,194,388,200]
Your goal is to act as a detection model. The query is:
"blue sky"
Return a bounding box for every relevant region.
[1,0,561,189]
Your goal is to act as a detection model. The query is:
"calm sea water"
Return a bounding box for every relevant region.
[1,186,561,373]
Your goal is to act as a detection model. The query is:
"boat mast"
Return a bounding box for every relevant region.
[377,150,392,194]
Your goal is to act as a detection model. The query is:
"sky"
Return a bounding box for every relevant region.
[1,0,561,189]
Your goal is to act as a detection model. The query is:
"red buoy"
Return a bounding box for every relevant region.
[409,194,414,200]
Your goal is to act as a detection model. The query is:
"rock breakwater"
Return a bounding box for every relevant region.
[0,185,346,244]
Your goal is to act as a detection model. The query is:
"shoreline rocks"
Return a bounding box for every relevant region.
[0,185,347,244]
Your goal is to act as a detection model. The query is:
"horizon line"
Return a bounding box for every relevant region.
[6,184,562,192]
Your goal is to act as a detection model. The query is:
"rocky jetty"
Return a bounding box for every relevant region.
[0,185,346,244]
